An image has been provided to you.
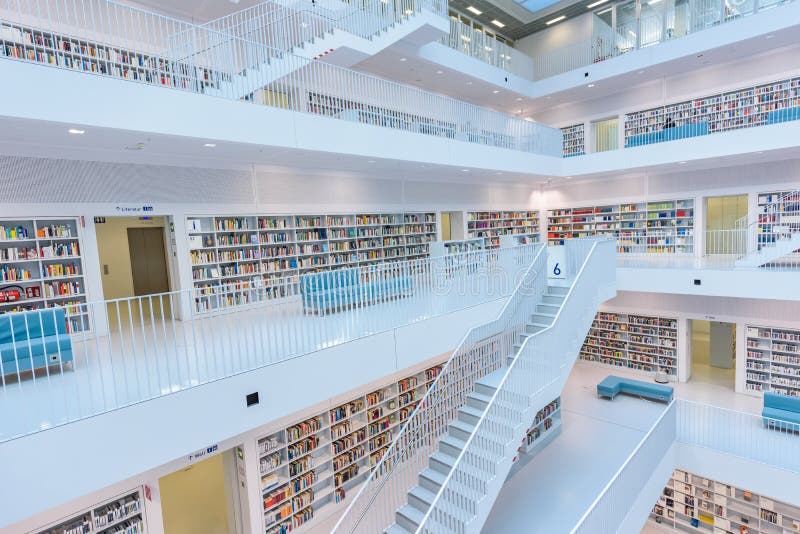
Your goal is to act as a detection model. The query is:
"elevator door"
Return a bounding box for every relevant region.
[127,227,170,296]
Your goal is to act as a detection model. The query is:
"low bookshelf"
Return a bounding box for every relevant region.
[466,211,540,249]
[187,212,437,312]
[257,363,444,534]
[650,468,800,533]
[429,237,485,256]
[546,199,694,254]
[521,398,561,455]
[579,311,679,380]
[33,488,145,534]
[0,217,89,333]
[745,324,800,397]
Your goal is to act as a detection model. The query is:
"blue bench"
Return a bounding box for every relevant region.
[766,106,800,125]
[625,122,709,148]
[300,267,414,315]
[0,308,73,376]
[597,375,673,403]
[762,392,800,432]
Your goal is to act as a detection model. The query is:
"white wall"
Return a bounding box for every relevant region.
[515,13,595,58]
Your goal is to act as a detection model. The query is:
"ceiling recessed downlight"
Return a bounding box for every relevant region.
[587,83,595,88]
[586,0,609,7]
[204,143,216,147]
[400,57,407,62]
[516,97,523,101]
[466,5,482,15]
[68,128,85,135]
[546,15,566,25]
[493,90,500,94]
[491,19,505,28]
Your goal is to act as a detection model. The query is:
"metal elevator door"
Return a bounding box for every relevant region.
[127,227,170,296]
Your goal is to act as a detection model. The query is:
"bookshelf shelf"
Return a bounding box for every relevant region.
[520,398,561,455]
[546,199,695,253]
[0,218,89,333]
[579,312,679,379]
[649,469,800,534]
[256,363,444,534]
[561,123,585,158]
[745,324,800,397]
[33,488,145,534]
[466,211,540,249]
[187,212,437,312]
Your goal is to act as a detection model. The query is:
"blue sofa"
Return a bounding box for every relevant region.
[766,106,800,125]
[625,122,709,148]
[762,392,800,432]
[597,375,673,403]
[300,267,414,315]
[0,308,73,375]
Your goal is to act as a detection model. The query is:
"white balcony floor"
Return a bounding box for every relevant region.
[0,276,508,442]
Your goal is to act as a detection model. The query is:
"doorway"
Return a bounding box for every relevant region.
[705,194,748,255]
[127,227,170,296]
[689,319,736,389]
[442,211,465,241]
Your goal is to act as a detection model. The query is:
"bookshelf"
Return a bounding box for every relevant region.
[649,469,800,533]
[34,488,145,534]
[187,212,437,312]
[429,237,485,257]
[756,190,800,255]
[579,311,679,380]
[561,123,585,157]
[257,363,444,534]
[520,397,561,455]
[0,218,89,333]
[466,211,540,249]
[0,21,225,93]
[546,199,695,254]
[625,76,800,143]
[745,324,800,397]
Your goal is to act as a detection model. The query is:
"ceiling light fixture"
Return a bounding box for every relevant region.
[546,15,566,25]
[586,0,609,7]
[368,160,376,163]
[461,169,470,172]
[466,5,482,15]
[436,70,443,74]
[68,128,85,135]
[484,46,493,51]
[466,81,473,85]
[400,57,407,62]
[204,143,216,147]
[679,161,687,165]
[516,97,523,101]
[596,6,612,14]
[493,90,500,94]
[648,0,662,4]
[491,19,505,28]
[587,83,595,87]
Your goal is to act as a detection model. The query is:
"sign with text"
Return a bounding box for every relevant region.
[547,246,566,279]
[114,205,155,214]
[188,443,219,463]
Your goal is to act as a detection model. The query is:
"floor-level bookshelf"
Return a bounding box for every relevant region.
[650,468,800,533]
[257,363,444,534]
[33,488,145,534]
[187,212,437,312]
[745,324,800,397]
[0,217,89,333]
[466,211,540,249]
[579,311,679,379]
[521,398,561,455]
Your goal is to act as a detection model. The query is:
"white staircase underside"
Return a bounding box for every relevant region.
[735,232,800,268]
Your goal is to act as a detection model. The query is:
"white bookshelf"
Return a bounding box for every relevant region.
[650,468,800,533]
[33,488,145,534]
[429,237,485,257]
[561,123,585,157]
[547,199,695,254]
[521,398,560,455]
[187,212,437,312]
[745,324,800,397]
[757,190,800,257]
[579,312,679,379]
[0,218,89,333]
[257,363,444,534]
[466,211,539,249]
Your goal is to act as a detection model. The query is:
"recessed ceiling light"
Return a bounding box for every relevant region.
[586,0,608,7]
[466,5,482,15]
[493,90,500,94]
[546,15,566,25]
[648,0,662,5]
[679,161,687,165]
[565,176,573,179]
[495,172,504,175]
[368,160,376,163]
[68,128,85,135]
[484,45,493,51]
[461,169,470,172]
[766,34,774,39]
[491,19,505,28]
[436,70,443,74]
[400,57,407,62]
[466,81,473,85]
[204,143,216,147]
[596,6,612,14]
[516,97,523,101]
[587,83,595,88]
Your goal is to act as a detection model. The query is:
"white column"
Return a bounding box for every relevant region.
[677,316,691,383]
[170,216,194,321]
[79,216,109,338]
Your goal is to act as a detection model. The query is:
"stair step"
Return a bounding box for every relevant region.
[419,467,447,492]
[525,323,549,334]
[448,419,475,441]
[384,523,413,534]
[466,391,492,410]
[536,303,561,314]
[430,450,457,474]
[396,504,425,531]
[542,294,565,305]
[408,485,437,512]
[439,435,467,457]
[475,368,504,395]
[546,285,569,296]
[457,404,485,425]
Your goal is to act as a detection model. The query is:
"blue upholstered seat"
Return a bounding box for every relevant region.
[762,392,800,431]
[300,268,414,314]
[597,375,673,402]
[0,308,73,375]
[625,122,709,148]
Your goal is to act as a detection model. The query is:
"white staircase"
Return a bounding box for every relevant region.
[333,238,616,534]
[735,190,800,268]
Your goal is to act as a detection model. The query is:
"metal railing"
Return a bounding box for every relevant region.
[333,238,614,533]
[0,0,562,155]
[745,188,800,254]
[0,245,539,443]
[440,18,534,80]
[571,399,800,532]
[534,0,797,81]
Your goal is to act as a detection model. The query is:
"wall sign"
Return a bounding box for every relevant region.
[114,205,155,214]
[93,217,106,224]
[187,443,219,463]
[547,246,566,279]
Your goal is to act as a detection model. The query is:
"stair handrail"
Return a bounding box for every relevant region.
[332,243,548,533]
[742,188,800,256]
[417,237,616,533]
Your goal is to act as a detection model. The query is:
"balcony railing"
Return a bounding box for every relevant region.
[0,0,561,156]
[0,245,539,443]
[440,18,534,80]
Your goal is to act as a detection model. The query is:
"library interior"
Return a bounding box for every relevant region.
[1,0,800,532]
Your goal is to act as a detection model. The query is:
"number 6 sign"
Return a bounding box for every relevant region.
[548,246,566,279]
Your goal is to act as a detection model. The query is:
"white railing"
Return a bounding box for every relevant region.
[535,0,797,81]
[745,189,800,255]
[0,0,561,155]
[332,238,614,533]
[418,238,616,533]
[571,399,800,532]
[440,18,534,80]
[0,245,539,443]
